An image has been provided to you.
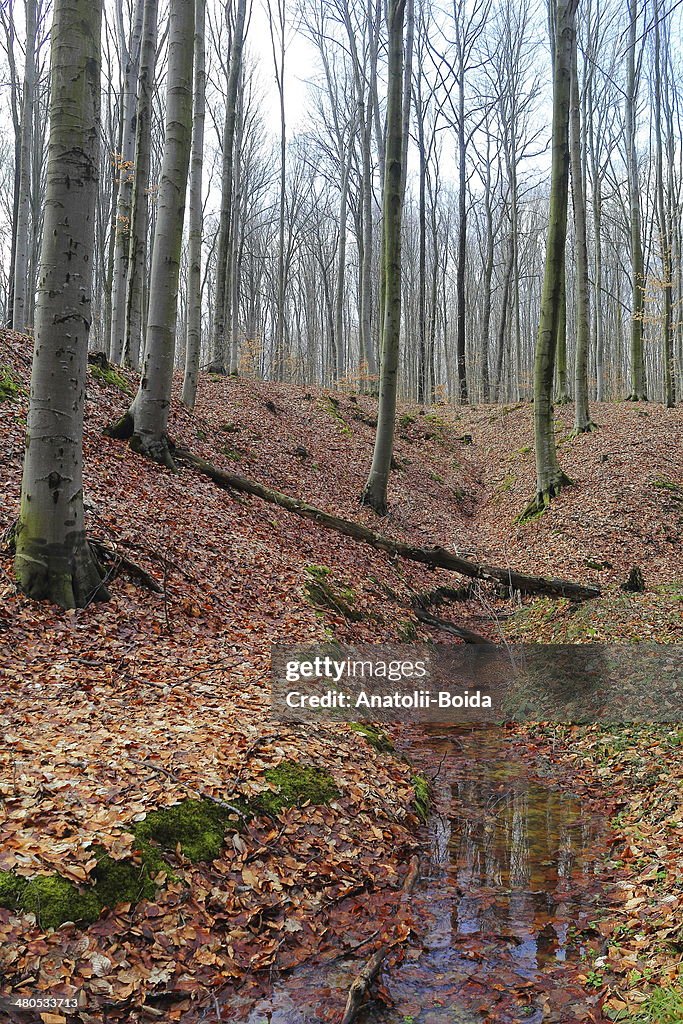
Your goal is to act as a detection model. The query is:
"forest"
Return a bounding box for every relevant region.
[0,0,682,1022]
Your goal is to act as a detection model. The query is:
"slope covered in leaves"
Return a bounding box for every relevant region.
[1,327,682,1022]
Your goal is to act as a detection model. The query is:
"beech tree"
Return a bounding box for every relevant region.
[182,0,206,408]
[524,0,577,517]
[108,0,194,467]
[14,0,107,608]
[361,0,407,514]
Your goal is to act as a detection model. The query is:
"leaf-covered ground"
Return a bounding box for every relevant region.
[1,328,682,1022]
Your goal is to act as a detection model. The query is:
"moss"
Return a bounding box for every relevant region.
[303,565,364,621]
[411,775,430,822]
[91,846,161,906]
[21,875,102,930]
[0,870,27,907]
[349,722,395,753]
[133,798,236,863]
[89,365,132,394]
[256,762,339,817]
[0,366,22,402]
[396,617,419,642]
[653,477,683,497]
[399,412,417,428]
[428,470,445,484]
[320,396,351,434]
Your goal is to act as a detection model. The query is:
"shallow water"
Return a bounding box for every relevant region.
[222,727,604,1024]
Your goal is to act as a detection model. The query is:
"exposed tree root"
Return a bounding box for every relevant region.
[519,471,574,523]
[569,421,598,437]
[340,854,420,1024]
[175,448,599,601]
[89,540,163,593]
[105,414,177,471]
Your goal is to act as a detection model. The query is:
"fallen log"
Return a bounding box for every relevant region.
[412,605,492,645]
[175,448,600,602]
[340,854,420,1024]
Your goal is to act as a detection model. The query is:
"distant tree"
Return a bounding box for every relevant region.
[12,0,37,335]
[108,0,194,467]
[109,0,144,365]
[624,0,647,400]
[182,0,206,408]
[124,0,160,370]
[569,26,594,432]
[14,0,107,608]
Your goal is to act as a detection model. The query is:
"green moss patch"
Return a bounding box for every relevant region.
[0,366,22,402]
[349,723,394,753]
[90,365,132,394]
[256,762,339,817]
[303,565,364,621]
[320,396,351,434]
[411,774,430,822]
[133,798,238,863]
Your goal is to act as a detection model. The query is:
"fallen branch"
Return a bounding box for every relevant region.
[175,449,600,601]
[340,854,420,1024]
[413,605,492,645]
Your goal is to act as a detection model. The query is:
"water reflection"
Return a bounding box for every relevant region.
[219,727,602,1024]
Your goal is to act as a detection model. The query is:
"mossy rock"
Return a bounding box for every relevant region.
[411,774,430,822]
[89,365,132,394]
[349,723,394,753]
[255,762,339,817]
[303,565,364,622]
[133,798,238,863]
[0,366,22,402]
[320,397,352,434]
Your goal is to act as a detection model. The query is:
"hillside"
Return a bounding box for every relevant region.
[1,328,682,1023]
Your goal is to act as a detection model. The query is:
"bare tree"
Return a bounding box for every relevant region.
[15,0,107,608]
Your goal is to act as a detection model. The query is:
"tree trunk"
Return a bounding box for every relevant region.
[181,0,206,408]
[107,0,194,467]
[210,0,247,371]
[625,0,646,400]
[525,0,576,517]
[569,35,593,432]
[456,70,468,404]
[361,0,406,515]
[12,0,37,335]
[653,1,675,409]
[124,0,159,370]
[15,0,108,609]
[109,0,144,365]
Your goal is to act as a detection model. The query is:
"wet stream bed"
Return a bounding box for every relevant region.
[222,727,609,1024]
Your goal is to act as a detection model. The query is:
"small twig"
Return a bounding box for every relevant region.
[340,855,420,1024]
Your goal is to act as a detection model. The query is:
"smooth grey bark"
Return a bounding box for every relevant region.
[624,0,646,399]
[569,34,593,432]
[228,77,245,376]
[108,0,194,467]
[361,0,406,514]
[182,0,206,407]
[15,0,107,608]
[124,0,159,370]
[653,1,675,408]
[525,0,576,517]
[210,0,247,371]
[109,0,144,365]
[12,0,37,334]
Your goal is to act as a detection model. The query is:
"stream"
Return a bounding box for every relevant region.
[222,727,606,1024]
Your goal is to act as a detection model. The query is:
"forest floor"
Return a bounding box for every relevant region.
[0,328,682,1024]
